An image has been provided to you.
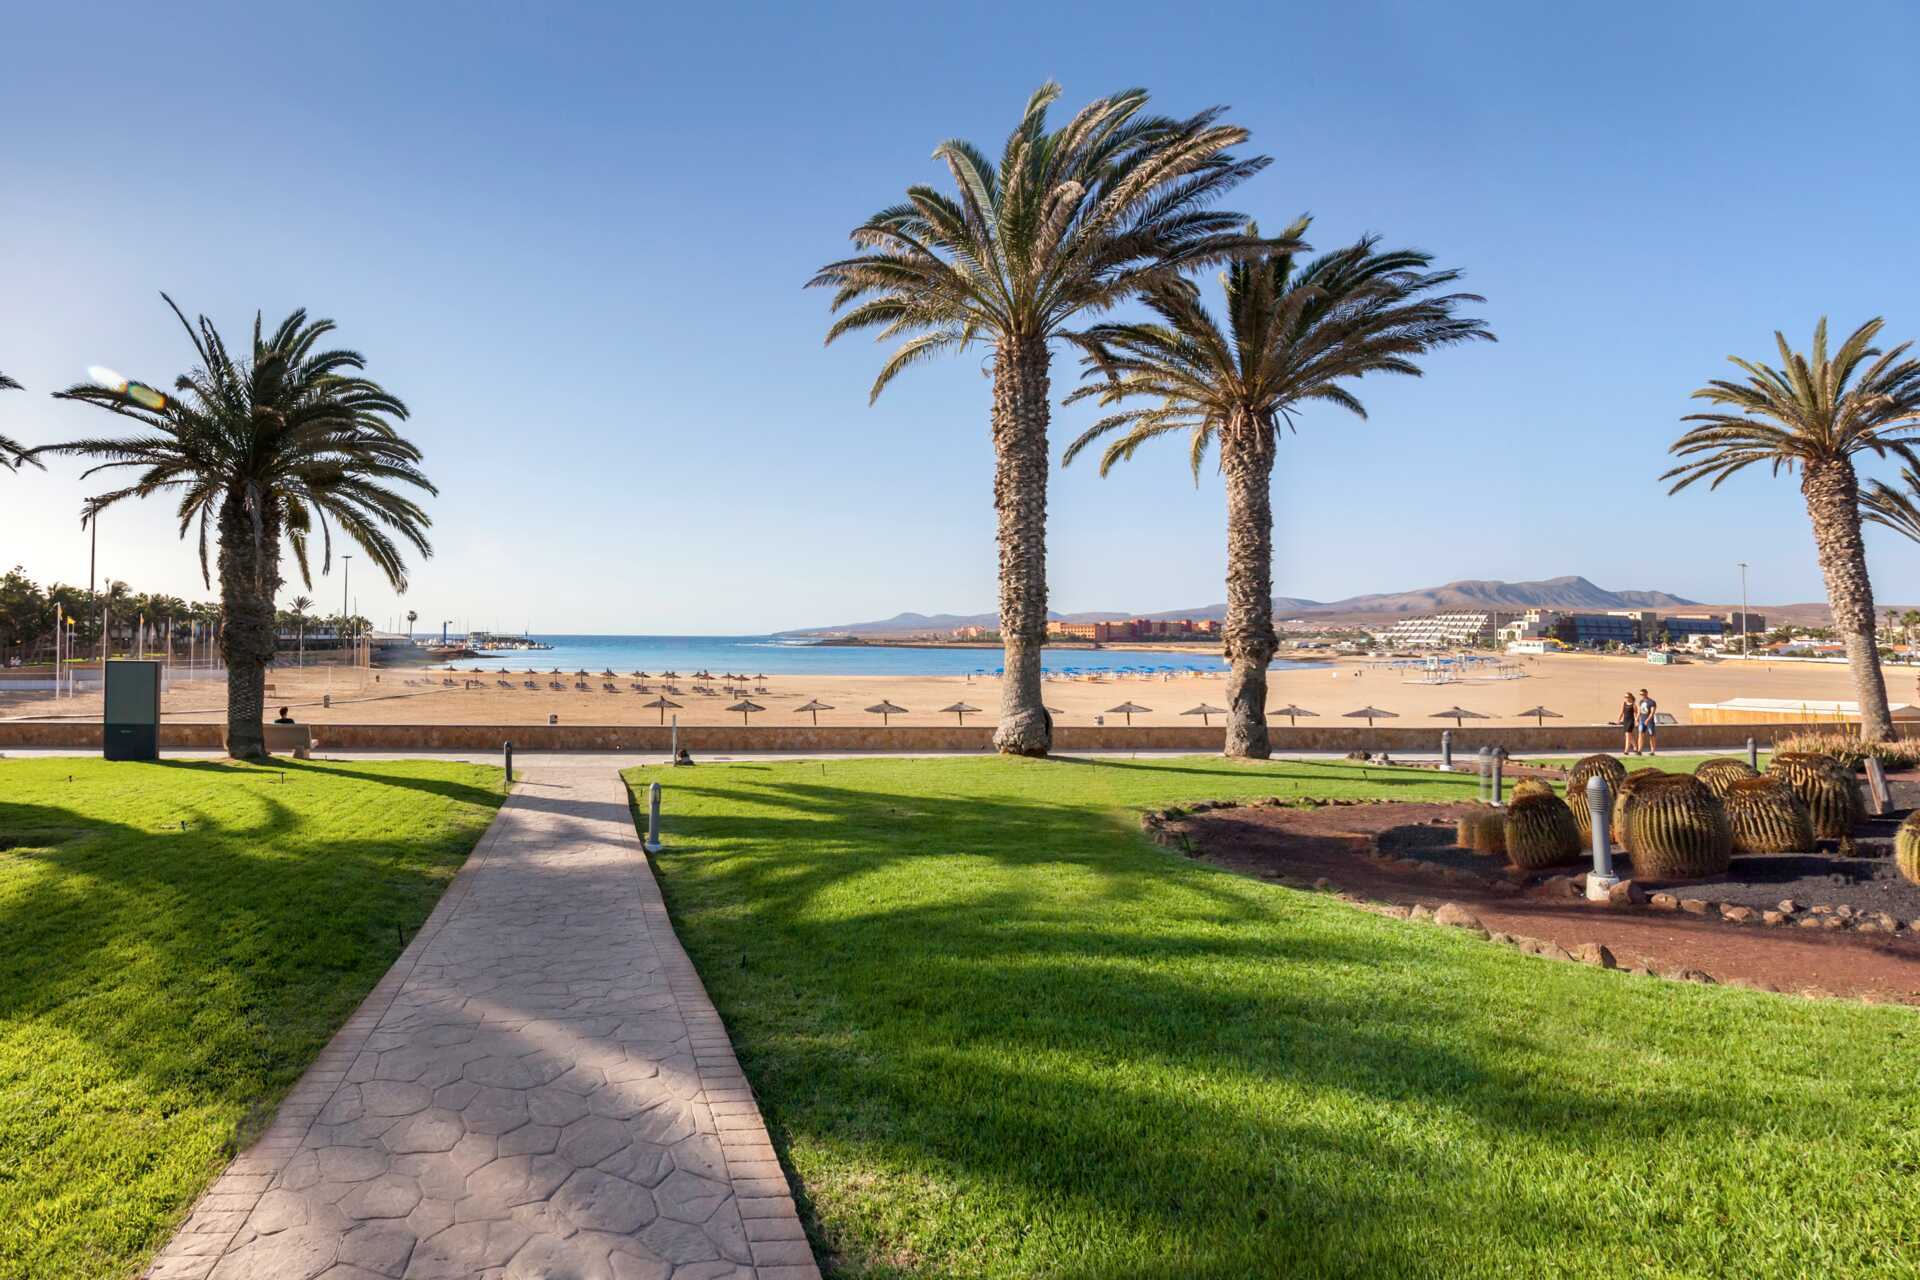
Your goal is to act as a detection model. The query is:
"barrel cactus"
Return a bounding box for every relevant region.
[1767,753,1861,839]
[1695,757,1759,799]
[1896,811,1920,885]
[1509,778,1556,801]
[1723,777,1813,854]
[1470,809,1507,857]
[1503,793,1582,869]
[1609,768,1667,851]
[1565,754,1627,843]
[1626,775,1733,879]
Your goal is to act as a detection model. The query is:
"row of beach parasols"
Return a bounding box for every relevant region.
[631,696,1566,728]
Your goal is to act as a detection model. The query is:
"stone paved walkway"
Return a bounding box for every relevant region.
[144,765,818,1280]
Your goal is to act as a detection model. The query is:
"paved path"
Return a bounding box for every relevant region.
[145,765,817,1280]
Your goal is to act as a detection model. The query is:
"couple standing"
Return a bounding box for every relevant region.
[1619,688,1658,754]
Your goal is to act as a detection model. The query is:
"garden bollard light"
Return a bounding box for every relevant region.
[503,740,513,783]
[1746,736,1758,771]
[1441,729,1453,771]
[645,781,663,853]
[1585,773,1618,900]
[1491,747,1507,806]
[670,714,678,764]
[1477,747,1492,801]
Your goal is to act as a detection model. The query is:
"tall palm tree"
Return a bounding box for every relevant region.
[1064,228,1492,757]
[1665,318,1920,742]
[1,373,43,472]
[811,83,1275,755]
[39,296,434,759]
[288,594,313,666]
[406,607,418,639]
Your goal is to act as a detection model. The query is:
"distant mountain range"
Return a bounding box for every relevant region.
[782,576,1706,635]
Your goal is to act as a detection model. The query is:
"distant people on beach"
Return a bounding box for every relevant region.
[273,706,295,724]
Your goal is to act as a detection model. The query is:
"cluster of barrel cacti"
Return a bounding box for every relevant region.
[1502,792,1583,869]
[1766,752,1861,839]
[1625,774,1733,878]
[1565,753,1627,843]
[1722,777,1814,854]
[1694,756,1759,799]
[1897,811,1920,885]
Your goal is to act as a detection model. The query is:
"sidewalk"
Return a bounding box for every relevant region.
[143,764,817,1280]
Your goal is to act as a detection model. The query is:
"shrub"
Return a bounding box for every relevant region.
[1627,775,1733,879]
[1897,812,1920,885]
[1503,793,1582,870]
[1722,777,1813,854]
[1775,730,1920,772]
[1695,757,1758,799]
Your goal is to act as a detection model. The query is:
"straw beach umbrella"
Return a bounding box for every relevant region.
[726,699,764,726]
[642,696,682,725]
[1107,701,1152,726]
[1432,706,1488,727]
[794,699,834,726]
[940,702,982,725]
[1270,704,1318,727]
[866,700,908,726]
[1515,705,1563,728]
[1182,703,1227,727]
[1343,706,1399,727]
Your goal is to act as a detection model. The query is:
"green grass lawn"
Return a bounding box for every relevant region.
[629,755,1920,1279]
[0,757,504,1280]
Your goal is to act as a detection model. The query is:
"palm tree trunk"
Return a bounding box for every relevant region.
[990,335,1053,756]
[1802,457,1893,741]
[218,488,281,760]
[1221,424,1276,758]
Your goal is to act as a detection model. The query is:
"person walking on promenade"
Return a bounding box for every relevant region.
[1619,691,1638,754]
[1637,687,1659,755]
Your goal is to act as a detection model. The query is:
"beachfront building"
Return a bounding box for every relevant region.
[1660,614,1727,647]
[1048,617,1221,643]
[1380,610,1519,649]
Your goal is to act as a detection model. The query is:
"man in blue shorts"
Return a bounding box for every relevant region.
[1636,688,1658,755]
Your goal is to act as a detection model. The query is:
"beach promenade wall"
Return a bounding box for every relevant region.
[0,720,1895,754]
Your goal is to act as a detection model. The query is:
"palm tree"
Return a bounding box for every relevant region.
[1,372,43,472]
[1064,228,1492,757]
[406,608,418,639]
[39,296,435,759]
[811,83,1274,755]
[288,594,313,666]
[1664,318,1920,742]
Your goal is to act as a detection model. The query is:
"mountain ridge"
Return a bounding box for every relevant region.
[784,576,1705,635]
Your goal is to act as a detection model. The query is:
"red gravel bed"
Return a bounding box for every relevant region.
[1176,800,1920,1003]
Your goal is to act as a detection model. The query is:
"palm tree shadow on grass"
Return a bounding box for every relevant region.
[623,766,1900,1276]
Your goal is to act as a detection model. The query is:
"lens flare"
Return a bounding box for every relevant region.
[126,382,168,410]
[87,365,166,409]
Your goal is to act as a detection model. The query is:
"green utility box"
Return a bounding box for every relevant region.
[103,660,161,761]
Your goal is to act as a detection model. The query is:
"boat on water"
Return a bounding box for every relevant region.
[469,631,555,652]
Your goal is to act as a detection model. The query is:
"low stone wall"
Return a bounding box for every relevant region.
[0,719,1891,754]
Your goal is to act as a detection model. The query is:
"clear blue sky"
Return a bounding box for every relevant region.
[4,1,1918,632]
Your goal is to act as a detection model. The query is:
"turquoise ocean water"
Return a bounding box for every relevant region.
[435,635,1328,677]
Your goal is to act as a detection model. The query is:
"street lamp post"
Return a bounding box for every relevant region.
[340,555,352,659]
[1737,561,1750,657]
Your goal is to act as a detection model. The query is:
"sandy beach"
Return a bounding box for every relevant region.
[3,651,1901,729]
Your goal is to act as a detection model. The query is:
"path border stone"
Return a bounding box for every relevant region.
[142,767,818,1280]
